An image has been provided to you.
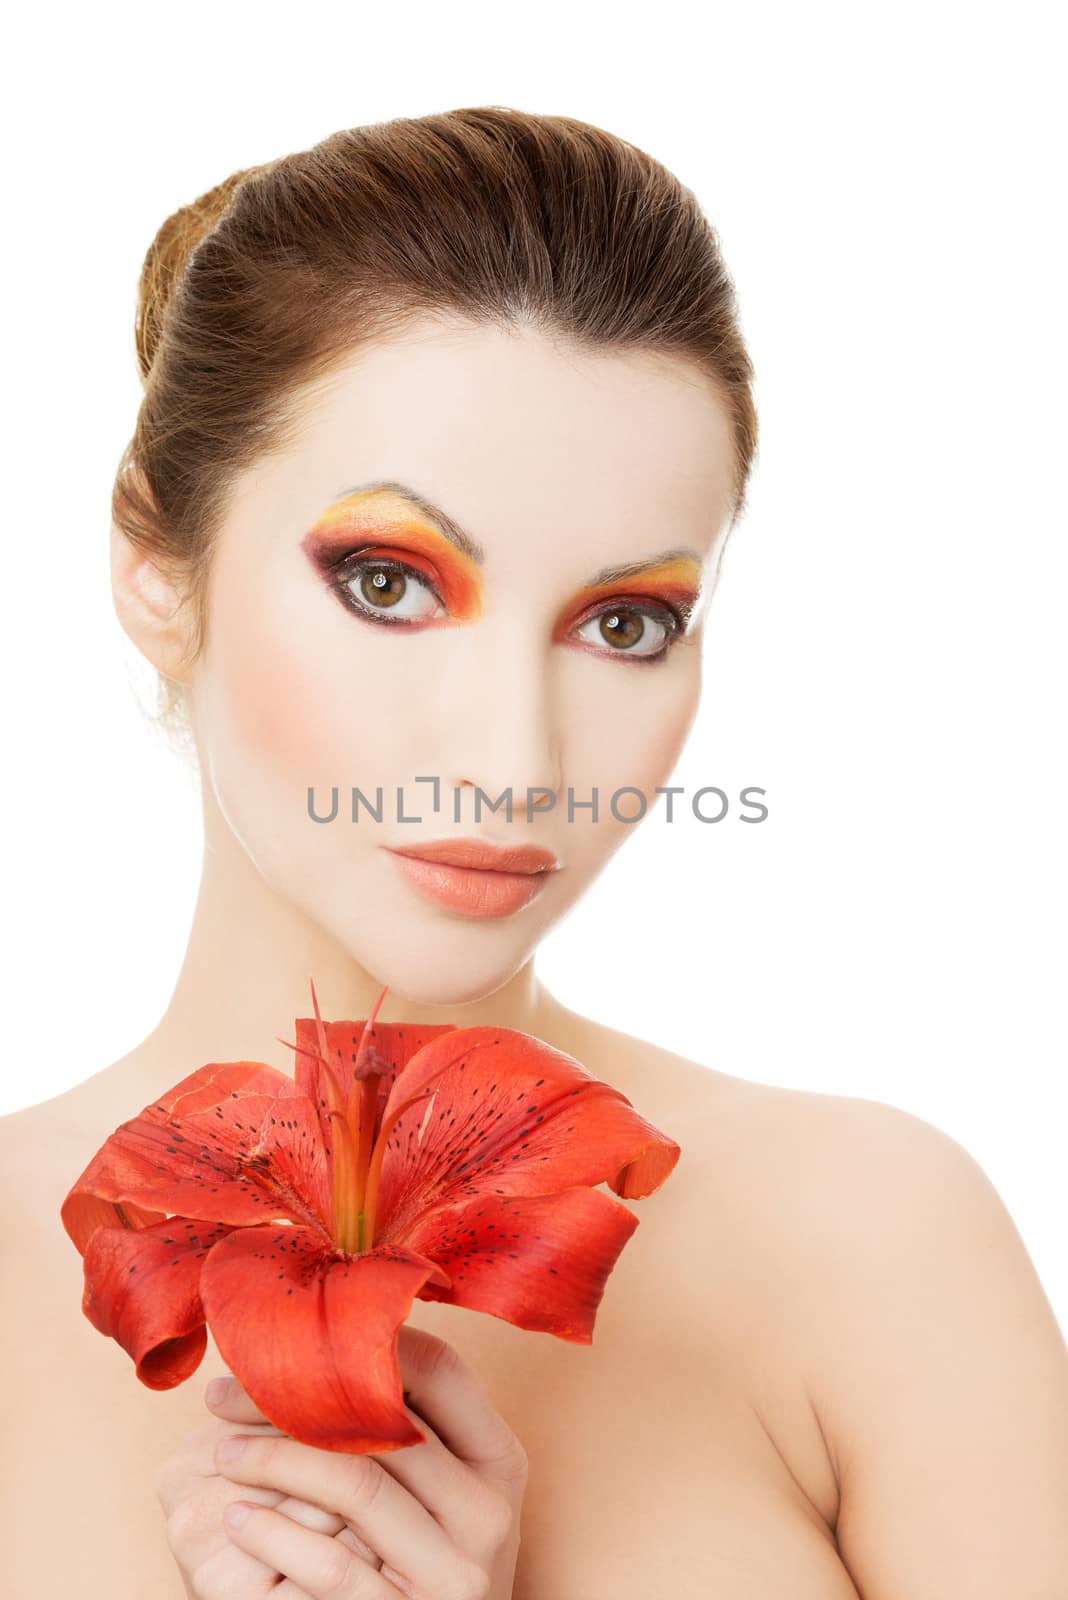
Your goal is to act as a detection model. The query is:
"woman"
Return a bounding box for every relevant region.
[3,107,1066,1599]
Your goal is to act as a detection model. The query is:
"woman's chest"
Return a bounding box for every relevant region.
[20,1092,858,1597]
[404,1234,858,1599]
[22,1242,859,1600]
[16,1313,857,1600]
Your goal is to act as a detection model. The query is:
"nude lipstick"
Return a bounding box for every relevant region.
[384,838,560,918]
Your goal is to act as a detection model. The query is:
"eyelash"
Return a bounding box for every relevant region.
[326,548,688,666]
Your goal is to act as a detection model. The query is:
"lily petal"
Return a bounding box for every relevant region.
[81,1214,235,1388]
[403,1185,641,1340]
[61,1063,331,1247]
[61,1193,167,1256]
[373,1028,681,1241]
[198,1224,453,1454]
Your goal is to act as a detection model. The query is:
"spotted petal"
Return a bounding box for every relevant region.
[61,1062,331,1251]
[372,1026,680,1245]
[199,1224,452,1454]
[405,1185,641,1339]
[81,1214,236,1387]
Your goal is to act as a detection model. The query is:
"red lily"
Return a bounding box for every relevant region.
[61,983,680,1454]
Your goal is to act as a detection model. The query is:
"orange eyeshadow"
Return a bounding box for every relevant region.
[551,556,704,642]
[303,490,483,621]
[305,489,705,638]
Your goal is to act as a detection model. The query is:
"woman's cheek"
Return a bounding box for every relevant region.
[204,557,366,783]
[242,649,346,782]
[579,660,702,811]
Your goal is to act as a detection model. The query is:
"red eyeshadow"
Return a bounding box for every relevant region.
[551,559,704,641]
[303,499,483,621]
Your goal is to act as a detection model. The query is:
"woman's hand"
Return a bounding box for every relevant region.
[156,1322,529,1599]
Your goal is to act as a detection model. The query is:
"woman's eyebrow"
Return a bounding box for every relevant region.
[334,479,703,585]
[584,552,702,587]
[336,479,485,563]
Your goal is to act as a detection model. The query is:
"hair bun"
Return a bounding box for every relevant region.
[134,165,265,384]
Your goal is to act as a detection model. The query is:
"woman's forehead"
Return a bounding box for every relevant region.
[245,319,736,559]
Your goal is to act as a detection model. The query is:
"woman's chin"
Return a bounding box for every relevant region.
[315,905,551,1009]
[271,849,566,1007]
[346,949,538,1010]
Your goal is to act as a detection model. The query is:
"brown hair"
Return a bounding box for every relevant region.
[115,105,759,739]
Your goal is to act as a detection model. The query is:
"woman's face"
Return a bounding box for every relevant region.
[186,314,735,1004]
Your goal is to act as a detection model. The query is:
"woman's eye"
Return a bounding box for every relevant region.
[336,558,446,625]
[574,605,679,663]
[328,554,682,662]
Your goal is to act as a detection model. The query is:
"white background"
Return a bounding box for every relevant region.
[3,4,1064,1329]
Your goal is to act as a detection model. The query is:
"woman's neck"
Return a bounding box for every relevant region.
[133,788,568,1103]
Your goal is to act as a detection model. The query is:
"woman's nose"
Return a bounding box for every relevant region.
[433,630,563,821]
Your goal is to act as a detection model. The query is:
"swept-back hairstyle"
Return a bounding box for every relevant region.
[115,105,758,738]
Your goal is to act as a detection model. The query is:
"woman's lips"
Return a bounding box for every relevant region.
[384,841,557,919]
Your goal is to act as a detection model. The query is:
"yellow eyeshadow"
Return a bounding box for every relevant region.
[309,492,483,620]
[308,491,704,634]
[553,557,704,640]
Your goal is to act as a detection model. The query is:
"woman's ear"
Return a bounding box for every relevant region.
[110,507,198,686]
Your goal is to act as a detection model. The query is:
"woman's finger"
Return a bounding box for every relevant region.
[186,1531,282,1599]
[366,1400,512,1553]
[223,1501,402,1597]
[156,1418,282,1517]
[205,1373,274,1426]
[206,1379,491,1563]
[270,1527,384,1600]
[204,1375,384,1563]
[205,1329,525,1488]
[276,1495,383,1566]
[203,1335,521,1530]
[215,1431,463,1593]
[396,1325,528,1483]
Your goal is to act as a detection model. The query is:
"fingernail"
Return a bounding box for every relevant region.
[205,1378,230,1405]
[224,1501,252,1530]
[217,1435,248,1463]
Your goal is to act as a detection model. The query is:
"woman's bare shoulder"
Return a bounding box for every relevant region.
[626,1032,1068,1595]
[551,1001,1016,1322]
[0,1053,149,1226]
[548,997,942,1162]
